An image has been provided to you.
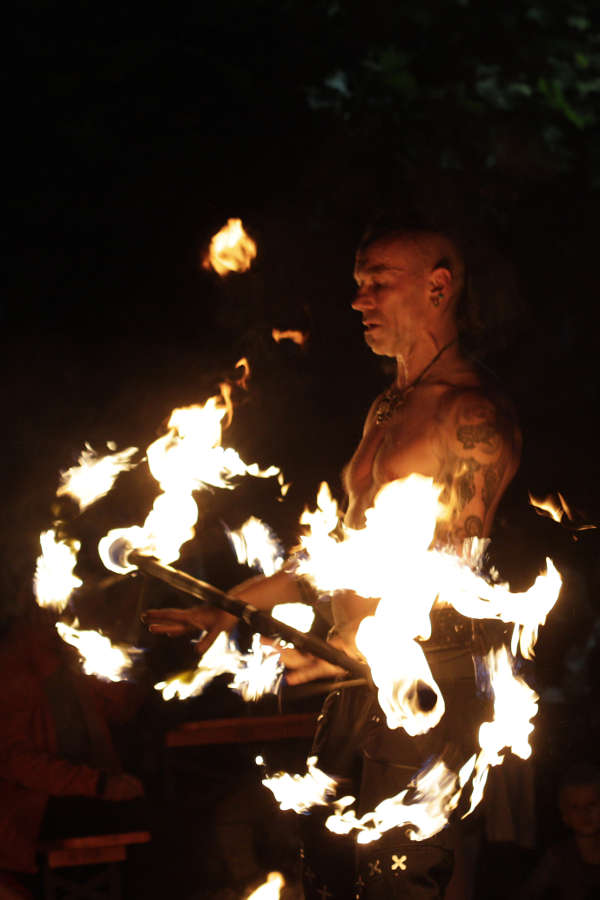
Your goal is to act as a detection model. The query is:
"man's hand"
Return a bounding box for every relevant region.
[263,620,364,686]
[142,606,237,656]
[103,773,145,802]
[276,645,346,685]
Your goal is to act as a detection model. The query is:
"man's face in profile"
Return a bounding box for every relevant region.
[352,236,432,359]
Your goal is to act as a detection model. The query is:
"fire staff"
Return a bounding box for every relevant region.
[145,217,522,899]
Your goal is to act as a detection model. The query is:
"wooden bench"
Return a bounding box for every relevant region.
[163,712,317,800]
[38,831,151,900]
[165,712,318,747]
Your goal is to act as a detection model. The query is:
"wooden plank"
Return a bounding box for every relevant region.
[166,713,317,747]
[40,831,152,852]
[46,845,126,868]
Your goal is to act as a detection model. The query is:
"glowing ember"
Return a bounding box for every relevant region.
[155,632,283,702]
[99,380,282,575]
[34,529,82,612]
[56,443,138,511]
[55,622,137,682]
[262,756,338,813]
[228,516,285,576]
[203,217,257,276]
[271,328,308,346]
[244,871,285,900]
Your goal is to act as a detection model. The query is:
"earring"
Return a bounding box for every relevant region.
[432,292,442,307]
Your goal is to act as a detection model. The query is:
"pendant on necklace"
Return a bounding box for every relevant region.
[375,385,414,425]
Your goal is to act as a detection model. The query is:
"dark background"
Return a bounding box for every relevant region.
[3,1,600,893]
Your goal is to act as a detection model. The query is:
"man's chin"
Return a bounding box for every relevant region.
[364,333,394,358]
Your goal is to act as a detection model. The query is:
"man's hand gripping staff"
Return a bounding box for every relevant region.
[134,551,371,684]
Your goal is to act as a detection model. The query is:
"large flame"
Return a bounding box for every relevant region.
[34,529,82,612]
[258,474,562,841]
[203,218,257,276]
[55,622,138,682]
[56,444,138,511]
[294,475,561,736]
[244,872,285,900]
[99,379,282,575]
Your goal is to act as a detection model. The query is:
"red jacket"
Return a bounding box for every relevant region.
[0,613,139,873]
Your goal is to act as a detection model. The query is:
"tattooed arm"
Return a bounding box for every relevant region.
[435,390,521,551]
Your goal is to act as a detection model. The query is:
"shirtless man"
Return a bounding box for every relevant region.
[145,222,521,897]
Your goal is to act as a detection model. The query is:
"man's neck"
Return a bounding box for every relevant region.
[394,332,462,390]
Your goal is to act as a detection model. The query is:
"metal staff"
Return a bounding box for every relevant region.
[128,550,371,681]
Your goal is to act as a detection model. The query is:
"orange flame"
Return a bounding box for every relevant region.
[271,329,308,346]
[244,872,285,900]
[260,474,562,840]
[529,492,564,523]
[203,218,257,276]
[235,357,251,390]
[98,374,282,576]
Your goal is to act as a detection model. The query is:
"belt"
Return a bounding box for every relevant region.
[418,607,475,652]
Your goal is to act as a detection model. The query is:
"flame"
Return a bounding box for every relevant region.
[34,529,82,611]
[271,329,308,346]
[203,218,257,276]
[262,756,338,813]
[228,516,285,576]
[294,475,561,736]
[466,646,539,815]
[56,444,138,511]
[99,379,282,575]
[155,631,283,702]
[259,473,563,841]
[325,756,476,845]
[529,491,564,523]
[235,357,251,390]
[55,622,138,681]
[244,872,285,900]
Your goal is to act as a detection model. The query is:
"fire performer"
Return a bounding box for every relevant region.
[145,218,522,898]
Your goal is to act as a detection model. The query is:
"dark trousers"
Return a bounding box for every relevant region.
[301,648,486,899]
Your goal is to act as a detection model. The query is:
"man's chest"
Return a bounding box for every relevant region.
[344,408,442,526]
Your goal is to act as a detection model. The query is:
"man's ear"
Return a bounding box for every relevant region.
[428,266,452,307]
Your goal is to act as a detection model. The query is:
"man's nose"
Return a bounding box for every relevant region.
[352,288,373,310]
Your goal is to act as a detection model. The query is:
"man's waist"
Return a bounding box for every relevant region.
[418,607,475,651]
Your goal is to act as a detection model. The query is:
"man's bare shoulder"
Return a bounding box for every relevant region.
[437,385,522,463]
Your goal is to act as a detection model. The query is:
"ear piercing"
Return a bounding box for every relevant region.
[432,292,443,307]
